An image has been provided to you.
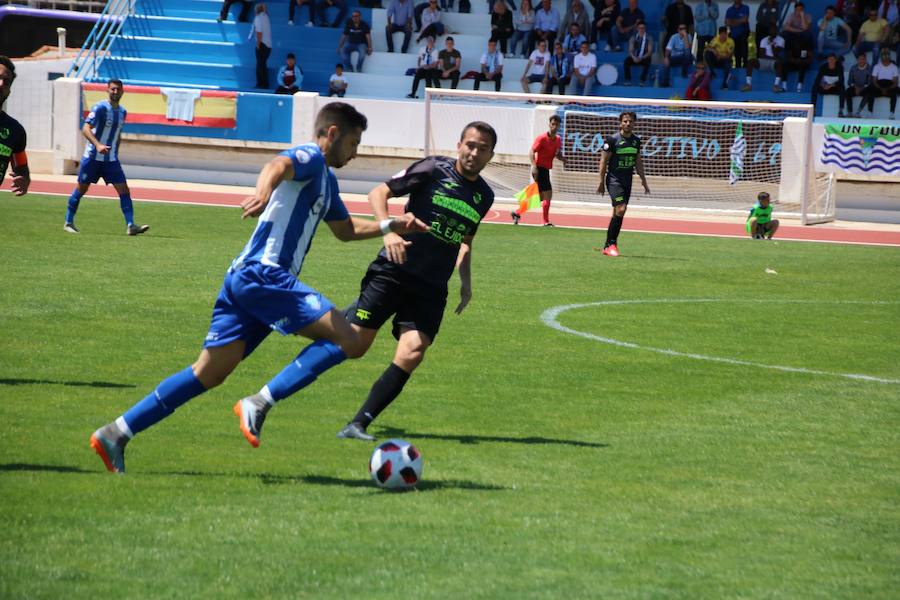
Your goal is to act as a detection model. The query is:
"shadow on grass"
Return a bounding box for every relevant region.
[0,463,96,474]
[376,426,608,449]
[0,378,136,389]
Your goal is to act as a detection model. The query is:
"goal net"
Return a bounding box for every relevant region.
[423,89,835,224]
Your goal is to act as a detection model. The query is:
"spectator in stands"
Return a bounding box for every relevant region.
[611,0,644,52]
[219,0,252,22]
[837,0,864,44]
[755,0,780,46]
[593,0,620,51]
[386,0,415,54]
[486,0,516,12]
[511,0,536,58]
[250,3,272,89]
[704,26,734,89]
[660,23,693,87]
[865,48,898,118]
[725,0,750,69]
[686,61,712,100]
[317,0,348,28]
[623,21,652,86]
[562,23,587,58]
[571,40,597,94]
[559,0,591,46]
[288,0,316,26]
[534,0,561,50]
[521,38,551,92]
[474,39,504,91]
[781,30,814,93]
[491,1,515,55]
[417,0,445,43]
[329,63,349,96]
[854,8,889,62]
[812,53,847,116]
[339,11,373,73]
[880,0,900,28]
[693,0,718,58]
[818,5,853,57]
[844,52,872,116]
[408,36,440,98]
[545,40,572,94]
[782,2,813,48]
[275,53,303,94]
[744,26,784,92]
[436,36,462,88]
[663,0,694,47]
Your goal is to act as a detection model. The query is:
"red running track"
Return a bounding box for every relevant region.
[8,178,900,247]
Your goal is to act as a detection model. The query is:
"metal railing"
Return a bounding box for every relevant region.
[65,0,133,80]
[1,0,107,14]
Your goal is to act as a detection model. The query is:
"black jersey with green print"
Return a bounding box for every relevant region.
[381,155,494,289]
[602,132,641,188]
[0,112,27,183]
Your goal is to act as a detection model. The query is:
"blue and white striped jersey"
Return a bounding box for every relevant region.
[83,100,127,162]
[230,143,350,278]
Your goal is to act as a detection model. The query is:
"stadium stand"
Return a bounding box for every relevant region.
[75,0,898,117]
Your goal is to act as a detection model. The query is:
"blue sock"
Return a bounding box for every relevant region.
[66,190,82,224]
[119,193,134,225]
[122,366,207,436]
[264,340,347,402]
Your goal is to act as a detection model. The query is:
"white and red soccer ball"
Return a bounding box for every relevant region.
[369,439,423,490]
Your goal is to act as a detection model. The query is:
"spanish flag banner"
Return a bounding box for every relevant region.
[82,83,237,128]
[514,181,541,215]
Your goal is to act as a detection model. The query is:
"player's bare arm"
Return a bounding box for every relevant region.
[454,236,473,315]
[368,182,415,265]
[636,152,650,194]
[241,155,294,219]
[327,212,428,241]
[82,122,108,155]
[10,160,29,196]
[597,151,610,195]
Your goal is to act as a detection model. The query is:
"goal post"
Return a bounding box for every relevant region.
[423,88,835,225]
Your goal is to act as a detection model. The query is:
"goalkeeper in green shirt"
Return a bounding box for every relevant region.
[747,191,779,240]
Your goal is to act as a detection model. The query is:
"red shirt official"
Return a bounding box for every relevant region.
[531,132,562,169]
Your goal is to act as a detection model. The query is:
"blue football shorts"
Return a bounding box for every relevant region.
[203,263,335,356]
[78,157,127,185]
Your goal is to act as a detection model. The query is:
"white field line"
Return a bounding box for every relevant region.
[541,299,900,385]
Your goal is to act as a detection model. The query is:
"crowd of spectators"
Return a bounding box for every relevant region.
[225,0,900,114]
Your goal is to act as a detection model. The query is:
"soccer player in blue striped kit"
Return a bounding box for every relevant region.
[89,102,428,473]
[64,79,149,236]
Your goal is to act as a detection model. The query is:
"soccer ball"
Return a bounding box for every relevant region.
[369,439,423,490]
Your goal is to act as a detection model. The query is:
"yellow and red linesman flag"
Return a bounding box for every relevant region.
[82,83,237,128]
[514,181,541,215]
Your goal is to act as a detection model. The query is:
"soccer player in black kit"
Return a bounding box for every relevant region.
[596,111,649,257]
[0,56,30,196]
[336,121,497,441]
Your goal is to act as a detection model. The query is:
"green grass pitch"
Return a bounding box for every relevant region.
[1,194,898,598]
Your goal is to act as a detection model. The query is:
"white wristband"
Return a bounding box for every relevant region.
[379,218,394,235]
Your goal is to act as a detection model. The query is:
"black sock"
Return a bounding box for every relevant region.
[605,215,623,247]
[351,363,411,428]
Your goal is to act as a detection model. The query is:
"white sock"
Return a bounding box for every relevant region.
[258,386,276,406]
[774,77,781,85]
[745,76,751,85]
[115,416,134,439]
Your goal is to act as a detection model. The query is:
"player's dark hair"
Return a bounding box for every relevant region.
[619,111,637,122]
[315,102,368,137]
[446,36,454,42]
[549,115,560,123]
[0,56,15,82]
[287,52,296,59]
[108,78,123,88]
[758,191,770,200]
[718,26,727,33]
[336,63,344,69]
[460,121,497,150]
